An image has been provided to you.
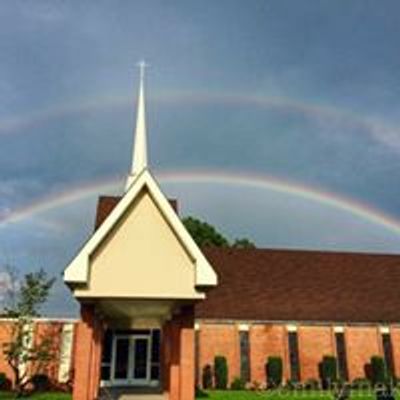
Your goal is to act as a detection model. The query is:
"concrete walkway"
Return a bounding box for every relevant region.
[99,386,167,400]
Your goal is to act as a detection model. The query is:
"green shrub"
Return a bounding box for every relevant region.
[214,356,228,390]
[333,382,351,400]
[266,356,283,388]
[351,377,371,390]
[388,376,399,388]
[31,374,51,392]
[230,376,246,390]
[195,387,209,398]
[371,356,387,386]
[320,355,338,389]
[0,372,11,390]
[202,364,213,389]
[284,379,301,390]
[304,378,320,390]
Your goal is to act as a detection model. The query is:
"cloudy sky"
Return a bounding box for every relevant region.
[1,1,400,316]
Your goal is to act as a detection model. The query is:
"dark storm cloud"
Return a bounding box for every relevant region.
[1,0,400,314]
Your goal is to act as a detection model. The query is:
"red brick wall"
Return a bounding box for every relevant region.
[72,305,104,400]
[33,322,63,383]
[198,323,240,386]
[0,322,15,385]
[162,306,195,400]
[345,326,381,380]
[391,327,400,379]
[298,326,335,381]
[249,324,287,384]
[197,322,400,385]
[2,317,400,392]
[0,320,76,389]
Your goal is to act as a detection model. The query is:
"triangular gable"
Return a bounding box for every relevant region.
[63,170,218,290]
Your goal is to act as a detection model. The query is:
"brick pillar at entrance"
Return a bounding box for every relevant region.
[179,306,195,400]
[163,305,195,400]
[72,304,103,400]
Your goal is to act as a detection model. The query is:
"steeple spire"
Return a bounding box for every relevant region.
[126,60,149,190]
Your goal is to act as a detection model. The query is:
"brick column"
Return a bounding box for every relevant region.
[178,306,195,400]
[164,305,195,400]
[72,304,103,400]
[390,327,400,379]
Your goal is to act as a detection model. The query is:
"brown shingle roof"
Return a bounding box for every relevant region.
[94,196,400,323]
[95,196,120,230]
[196,247,400,323]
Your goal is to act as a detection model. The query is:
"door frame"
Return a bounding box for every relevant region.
[110,333,152,386]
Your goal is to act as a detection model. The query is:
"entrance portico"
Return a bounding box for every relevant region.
[63,65,217,400]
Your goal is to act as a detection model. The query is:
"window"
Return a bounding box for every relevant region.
[382,333,394,376]
[150,329,161,380]
[239,331,250,382]
[58,324,74,383]
[195,329,200,386]
[335,332,348,381]
[101,329,113,381]
[288,332,300,381]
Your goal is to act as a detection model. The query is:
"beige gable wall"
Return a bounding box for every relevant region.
[74,188,201,299]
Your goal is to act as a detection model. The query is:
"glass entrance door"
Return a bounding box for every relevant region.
[111,334,150,385]
[113,337,130,382]
[132,337,150,383]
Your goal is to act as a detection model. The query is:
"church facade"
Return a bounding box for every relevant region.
[1,69,398,399]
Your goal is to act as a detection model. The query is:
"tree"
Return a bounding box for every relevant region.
[182,216,256,248]
[2,267,55,395]
[232,238,256,249]
[182,217,229,247]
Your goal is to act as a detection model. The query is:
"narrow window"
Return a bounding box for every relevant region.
[382,333,394,377]
[101,329,113,381]
[195,328,200,386]
[239,330,250,382]
[288,332,300,381]
[335,332,348,381]
[58,323,74,383]
[150,329,161,381]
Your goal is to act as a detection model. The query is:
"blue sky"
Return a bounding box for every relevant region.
[1,1,400,315]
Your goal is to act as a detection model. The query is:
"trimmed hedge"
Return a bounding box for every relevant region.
[230,376,246,390]
[304,378,320,390]
[371,356,387,386]
[266,356,283,387]
[202,364,213,389]
[320,355,338,389]
[351,377,371,390]
[0,372,11,390]
[31,374,51,392]
[214,356,228,390]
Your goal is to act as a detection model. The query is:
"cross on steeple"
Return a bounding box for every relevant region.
[137,60,149,81]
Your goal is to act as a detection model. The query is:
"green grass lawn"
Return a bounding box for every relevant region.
[196,390,394,400]
[0,393,71,399]
[0,389,392,400]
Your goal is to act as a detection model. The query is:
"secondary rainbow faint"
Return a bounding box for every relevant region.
[1,91,397,153]
[1,169,400,236]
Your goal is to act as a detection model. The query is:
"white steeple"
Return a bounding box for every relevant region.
[126,60,149,190]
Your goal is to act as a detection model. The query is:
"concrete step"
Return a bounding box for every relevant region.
[98,386,167,400]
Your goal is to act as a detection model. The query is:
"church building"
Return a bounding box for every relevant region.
[60,67,400,400]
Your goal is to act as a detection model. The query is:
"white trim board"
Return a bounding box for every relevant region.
[64,169,217,290]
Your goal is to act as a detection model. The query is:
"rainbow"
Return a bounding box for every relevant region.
[1,170,400,236]
[0,91,342,135]
[1,91,399,152]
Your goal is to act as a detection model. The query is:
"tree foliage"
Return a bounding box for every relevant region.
[182,216,255,248]
[1,267,55,395]
[232,238,256,249]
